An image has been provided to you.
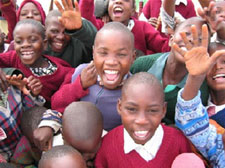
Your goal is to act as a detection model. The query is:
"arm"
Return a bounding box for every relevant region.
[79,0,104,30]
[0,51,16,67]
[0,0,17,42]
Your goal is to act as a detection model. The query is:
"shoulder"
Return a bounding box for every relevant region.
[71,63,89,82]
[101,126,123,146]
[43,55,71,67]
[130,53,164,73]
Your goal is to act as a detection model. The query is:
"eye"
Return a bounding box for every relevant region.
[33,11,40,16]
[125,106,137,114]
[97,51,107,56]
[20,11,27,17]
[50,29,59,34]
[15,39,22,44]
[30,36,38,43]
[146,108,159,113]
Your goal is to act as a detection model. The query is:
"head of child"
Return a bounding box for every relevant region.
[214,1,225,21]
[17,0,46,25]
[21,106,47,154]
[13,19,46,68]
[117,72,166,145]
[45,10,71,53]
[38,145,87,168]
[206,42,225,95]
[171,17,209,64]
[93,22,136,90]
[107,0,135,26]
[62,102,103,165]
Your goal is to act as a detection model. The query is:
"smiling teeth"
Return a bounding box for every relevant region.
[135,131,148,138]
[104,70,118,74]
[22,51,33,55]
[55,43,63,47]
[213,74,225,79]
[114,7,123,12]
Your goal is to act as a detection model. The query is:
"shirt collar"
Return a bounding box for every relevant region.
[147,53,187,89]
[124,125,164,162]
[207,96,225,114]
[161,0,187,6]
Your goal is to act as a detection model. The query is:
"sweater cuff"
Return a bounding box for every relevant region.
[74,74,89,95]
[39,109,62,133]
[28,94,46,107]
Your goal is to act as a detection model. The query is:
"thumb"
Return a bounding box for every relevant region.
[47,137,53,150]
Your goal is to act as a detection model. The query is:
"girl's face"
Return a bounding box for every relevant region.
[19,2,42,22]
[14,24,44,67]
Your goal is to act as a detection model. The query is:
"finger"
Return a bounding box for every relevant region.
[197,7,205,18]
[67,0,74,10]
[47,138,53,150]
[180,32,192,50]
[54,0,64,13]
[74,0,80,13]
[86,61,95,70]
[201,24,209,48]
[62,0,69,10]
[0,71,8,92]
[210,50,225,65]
[173,43,186,57]
[191,25,198,47]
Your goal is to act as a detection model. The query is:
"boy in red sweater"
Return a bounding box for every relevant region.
[95,72,192,168]
[79,0,170,54]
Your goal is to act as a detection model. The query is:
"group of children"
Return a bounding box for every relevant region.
[0,0,225,167]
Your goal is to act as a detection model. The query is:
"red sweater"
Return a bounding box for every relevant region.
[95,125,192,168]
[79,0,170,55]
[0,51,74,105]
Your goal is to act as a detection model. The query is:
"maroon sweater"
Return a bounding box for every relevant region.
[0,51,74,105]
[79,0,170,55]
[95,125,192,168]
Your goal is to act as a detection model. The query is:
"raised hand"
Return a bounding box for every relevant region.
[173,24,225,76]
[54,0,82,30]
[197,1,224,32]
[81,61,97,89]
[6,74,30,94]
[27,76,42,96]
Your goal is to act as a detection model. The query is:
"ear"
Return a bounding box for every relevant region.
[92,45,95,60]
[162,102,167,118]
[117,98,122,115]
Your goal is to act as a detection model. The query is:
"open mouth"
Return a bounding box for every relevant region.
[113,6,124,17]
[104,70,119,81]
[212,74,225,80]
[21,51,34,60]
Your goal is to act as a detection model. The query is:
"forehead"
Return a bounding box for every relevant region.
[95,29,133,49]
[46,17,63,29]
[21,2,38,11]
[14,24,41,37]
[215,1,225,8]
[175,19,204,34]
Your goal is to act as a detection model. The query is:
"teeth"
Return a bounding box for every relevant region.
[22,51,33,55]
[114,7,123,12]
[134,131,148,138]
[213,74,225,79]
[55,42,63,47]
[180,47,187,51]
[104,70,118,74]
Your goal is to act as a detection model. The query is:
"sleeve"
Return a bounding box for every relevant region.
[94,139,109,168]
[143,21,170,53]
[22,93,46,111]
[65,18,97,62]
[38,109,62,133]
[79,0,104,30]
[175,89,225,167]
[142,0,151,19]
[51,74,89,113]
[0,0,17,43]
[0,51,16,67]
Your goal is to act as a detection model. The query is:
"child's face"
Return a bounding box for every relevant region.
[207,45,225,91]
[108,0,135,25]
[215,1,225,21]
[14,24,44,67]
[45,17,71,53]
[42,154,86,168]
[117,83,166,145]
[172,19,205,63]
[93,30,135,89]
[19,2,42,22]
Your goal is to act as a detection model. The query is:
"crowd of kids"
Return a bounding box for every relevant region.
[0,0,225,167]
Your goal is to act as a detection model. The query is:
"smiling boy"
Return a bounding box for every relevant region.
[52,22,136,131]
[95,72,191,168]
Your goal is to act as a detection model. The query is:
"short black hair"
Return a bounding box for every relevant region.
[45,10,61,26]
[95,22,134,49]
[38,145,85,168]
[122,72,165,101]
[21,106,47,142]
[13,19,45,39]
[62,101,103,153]
[209,42,225,55]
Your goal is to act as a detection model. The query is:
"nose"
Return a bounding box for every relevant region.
[135,112,149,125]
[22,39,31,48]
[26,12,34,19]
[105,55,118,67]
[56,32,65,40]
